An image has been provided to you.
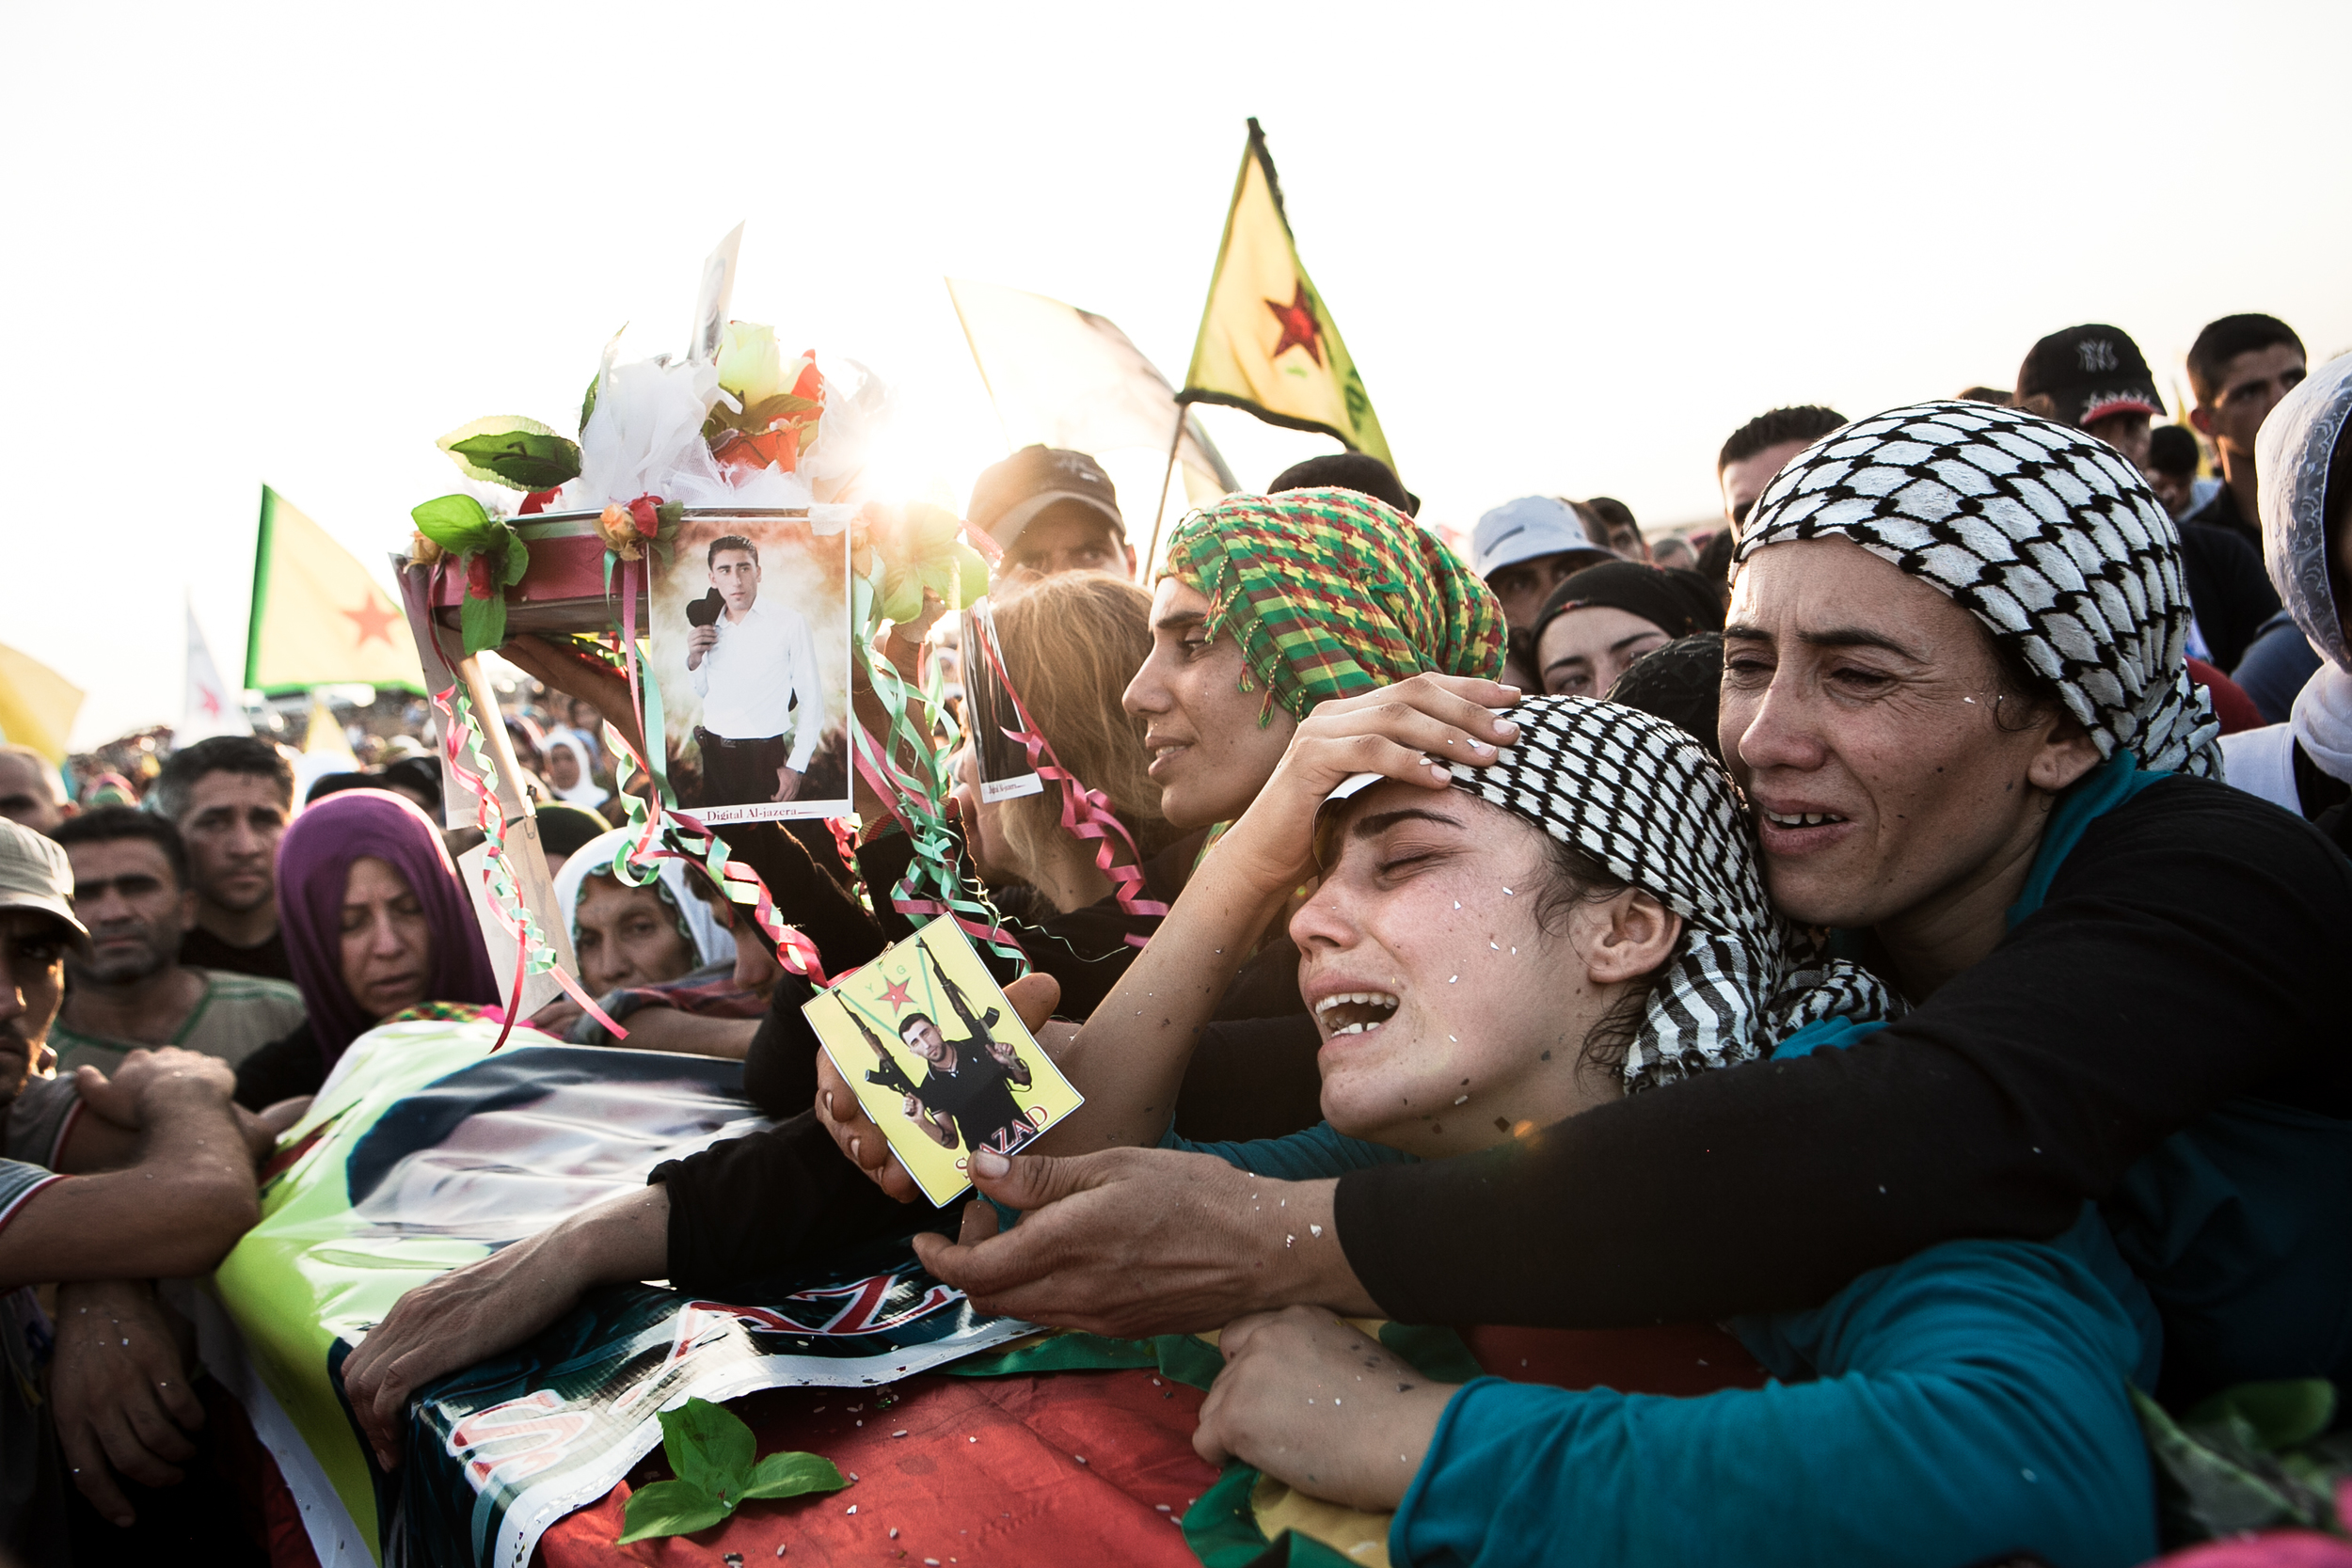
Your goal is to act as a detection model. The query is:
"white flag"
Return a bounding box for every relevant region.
[946,278,1238,525]
[182,596,250,741]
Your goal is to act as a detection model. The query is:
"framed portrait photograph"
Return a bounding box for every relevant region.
[648,511,854,824]
[804,916,1084,1207]
[961,600,1043,804]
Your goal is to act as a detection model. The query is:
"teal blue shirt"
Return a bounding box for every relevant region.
[1167,1117,2157,1568]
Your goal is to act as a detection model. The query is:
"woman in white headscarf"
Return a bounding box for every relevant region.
[2218,351,2352,846]
[533,826,777,1055]
[539,732,612,812]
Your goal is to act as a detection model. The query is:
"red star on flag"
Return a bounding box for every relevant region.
[1263,282,1325,367]
[878,975,915,1013]
[199,687,223,719]
[342,595,400,649]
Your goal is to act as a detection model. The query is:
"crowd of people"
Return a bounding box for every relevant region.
[3,306,2348,1566]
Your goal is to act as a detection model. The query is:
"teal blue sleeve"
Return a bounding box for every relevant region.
[1390,1235,2156,1568]
[1157,1119,1415,1180]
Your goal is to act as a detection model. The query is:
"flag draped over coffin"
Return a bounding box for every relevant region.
[210,1022,1025,1567]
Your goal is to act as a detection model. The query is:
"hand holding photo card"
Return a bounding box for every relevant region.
[804,915,1083,1207]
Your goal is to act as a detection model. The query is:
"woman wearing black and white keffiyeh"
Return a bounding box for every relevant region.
[990,670,2150,1566]
[912,403,2352,1567]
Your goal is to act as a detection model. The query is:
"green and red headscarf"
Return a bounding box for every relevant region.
[1159,487,1505,721]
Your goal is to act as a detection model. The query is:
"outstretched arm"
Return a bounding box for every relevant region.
[341,1183,669,1470]
[0,1051,259,1289]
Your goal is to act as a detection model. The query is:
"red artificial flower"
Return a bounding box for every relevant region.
[518,489,560,515]
[790,353,824,407]
[465,553,497,599]
[712,425,799,477]
[625,495,662,538]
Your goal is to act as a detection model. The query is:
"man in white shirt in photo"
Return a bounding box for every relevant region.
[686,535,825,807]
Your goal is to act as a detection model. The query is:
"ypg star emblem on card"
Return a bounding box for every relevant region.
[804,916,1083,1206]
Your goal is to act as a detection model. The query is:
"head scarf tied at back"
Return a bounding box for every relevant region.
[2257,352,2352,784]
[1160,487,1505,723]
[1736,400,2221,777]
[551,826,737,972]
[1531,560,1724,648]
[541,732,607,809]
[1440,696,1893,1090]
[276,788,500,1065]
[2257,352,2352,673]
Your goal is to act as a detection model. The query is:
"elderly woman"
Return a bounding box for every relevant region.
[233,790,499,1108]
[1021,695,2153,1566]
[2218,351,2352,844]
[914,402,2352,1417]
[528,825,774,1057]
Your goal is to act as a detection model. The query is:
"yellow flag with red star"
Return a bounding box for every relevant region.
[243,485,421,693]
[1179,119,1396,475]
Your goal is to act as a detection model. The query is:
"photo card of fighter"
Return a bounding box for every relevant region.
[647,512,854,824]
[961,601,1043,804]
[803,914,1083,1208]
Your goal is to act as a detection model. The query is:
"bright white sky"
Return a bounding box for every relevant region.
[8,2,2349,747]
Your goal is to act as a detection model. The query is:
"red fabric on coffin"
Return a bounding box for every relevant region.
[534,1367,1218,1567]
[206,1382,326,1568]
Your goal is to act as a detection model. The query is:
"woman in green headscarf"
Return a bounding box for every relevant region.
[1131,486,1507,832]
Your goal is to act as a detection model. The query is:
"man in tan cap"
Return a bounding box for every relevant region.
[0,818,262,1552]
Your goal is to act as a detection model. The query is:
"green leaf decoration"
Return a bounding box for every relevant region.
[950,539,991,610]
[615,1479,733,1544]
[659,1397,757,1499]
[580,372,600,437]
[879,563,926,626]
[612,1398,849,1545]
[499,529,532,587]
[410,493,500,554]
[742,391,822,427]
[2133,1386,2348,1548]
[439,416,582,492]
[2185,1380,2336,1452]
[459,581,507,657]
[739,1451,849,1502]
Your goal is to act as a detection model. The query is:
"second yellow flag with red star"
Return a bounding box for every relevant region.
[243,483,421,693]
[1179,119,1398,476]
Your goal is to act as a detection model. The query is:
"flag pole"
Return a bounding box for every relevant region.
[1144,404,1186,576]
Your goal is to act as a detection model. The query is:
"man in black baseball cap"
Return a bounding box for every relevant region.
[2017,323,2277,667]
[967,446,1134,581]
[2014,324,2167,473]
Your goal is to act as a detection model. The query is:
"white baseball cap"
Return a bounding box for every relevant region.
[1470,497,1616,580]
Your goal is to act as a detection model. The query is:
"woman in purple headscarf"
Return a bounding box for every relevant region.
[232,789,498,1109]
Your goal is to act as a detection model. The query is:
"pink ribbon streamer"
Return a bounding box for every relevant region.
[970,615,1168,939]
[431,683,628,1046]
[849,724,1028,960]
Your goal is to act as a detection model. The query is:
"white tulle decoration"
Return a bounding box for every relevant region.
[555,340,890,514]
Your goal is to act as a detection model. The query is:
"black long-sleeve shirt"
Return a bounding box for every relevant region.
[668,824,1325,1294]
[1336,776,2352,1328]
